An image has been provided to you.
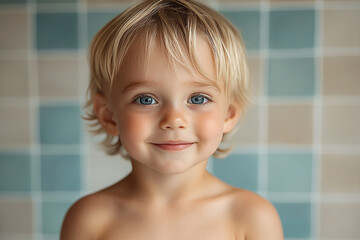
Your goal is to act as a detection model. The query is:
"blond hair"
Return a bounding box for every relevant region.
[84,0,251,158]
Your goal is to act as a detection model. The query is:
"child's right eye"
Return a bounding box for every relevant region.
[134,95,157,105]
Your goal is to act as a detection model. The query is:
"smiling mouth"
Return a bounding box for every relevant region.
[152,142,194,151]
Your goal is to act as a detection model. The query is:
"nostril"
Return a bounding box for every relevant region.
[159,106,188,130]
[160,116,187,130]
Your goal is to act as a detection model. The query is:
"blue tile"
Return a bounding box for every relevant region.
[0,0,26,4]
[36,12,78,49]
[39,104,81,144]
[268,57,315,96]
[221,10,260,50]
[87,11,121,45]
[0,152,31,191]
[268,151,313,192]
[269,10,315,49]
[213,153,258,191]
[273,202,312,238]
[41,153,81,191]
[42,201,73,234]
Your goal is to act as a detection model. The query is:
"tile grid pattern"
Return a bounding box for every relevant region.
[219,1,318,238]
[0,0,359,239]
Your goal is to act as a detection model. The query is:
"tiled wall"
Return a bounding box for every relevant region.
[0,0,359,239]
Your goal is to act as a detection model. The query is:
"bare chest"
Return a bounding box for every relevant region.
[99,204,245,240]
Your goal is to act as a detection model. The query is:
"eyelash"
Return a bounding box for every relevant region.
[132,93,213,105]
[188,93,212,105]
[132,94,158,105]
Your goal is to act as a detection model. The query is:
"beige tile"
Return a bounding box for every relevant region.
[87,149,132,192]
[270,0,314,4]
[87,0,136,5]
[0,10,28,50]
[0,59,29,97]
[0,233,33,240]
[248,56,263,97]
[37,55,79,98]
[321,154,360,193]
[324,0,360,1]
[323,9,360,48]
[90,0,135,1]
[320,203,360,239]
[323,56,360,96]
[268,104,313,145]
[0,106,30,145]
[231,104,259,145]
[322,104,360,145]
[0,198,33,233]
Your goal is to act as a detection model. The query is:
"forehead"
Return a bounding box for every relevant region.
[115,34,219,90]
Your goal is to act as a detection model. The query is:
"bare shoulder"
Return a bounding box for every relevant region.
[230,188,284,240]
[60,188,117,240]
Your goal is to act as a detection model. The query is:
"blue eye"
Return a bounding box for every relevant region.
[135,95,157,105]
[188,95,209,104]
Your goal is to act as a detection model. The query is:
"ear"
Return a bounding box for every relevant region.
[93,93,119,136]
[223,102,241,134]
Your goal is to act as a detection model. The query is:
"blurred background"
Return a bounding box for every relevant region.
[0,0,359,239]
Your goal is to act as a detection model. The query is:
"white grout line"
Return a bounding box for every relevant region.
[320,194,360,202]
[257,0,270,199]
[312,0,324,238]
[26,0,42,239]
[320,146,360,154]
[269,4,320,11]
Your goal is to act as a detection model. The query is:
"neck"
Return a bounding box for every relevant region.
[125,159,212,206]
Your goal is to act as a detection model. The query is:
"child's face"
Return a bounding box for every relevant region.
[106,36,239,174]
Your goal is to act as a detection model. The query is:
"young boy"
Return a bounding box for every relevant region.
[61,0,283,239]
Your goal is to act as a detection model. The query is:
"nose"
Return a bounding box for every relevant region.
[159,105,188,130]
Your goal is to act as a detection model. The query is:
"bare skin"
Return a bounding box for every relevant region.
[60,159,283,240]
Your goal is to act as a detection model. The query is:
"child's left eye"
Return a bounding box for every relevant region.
[188,94,210,104]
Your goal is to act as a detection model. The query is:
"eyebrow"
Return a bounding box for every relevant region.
[121,81,155,94]
[188,81,221,93]
[121,79,221,94]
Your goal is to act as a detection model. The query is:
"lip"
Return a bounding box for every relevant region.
[151,141,194,151]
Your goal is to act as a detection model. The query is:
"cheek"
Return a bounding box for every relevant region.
[194,110,225,143]
[117,112,152,144]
